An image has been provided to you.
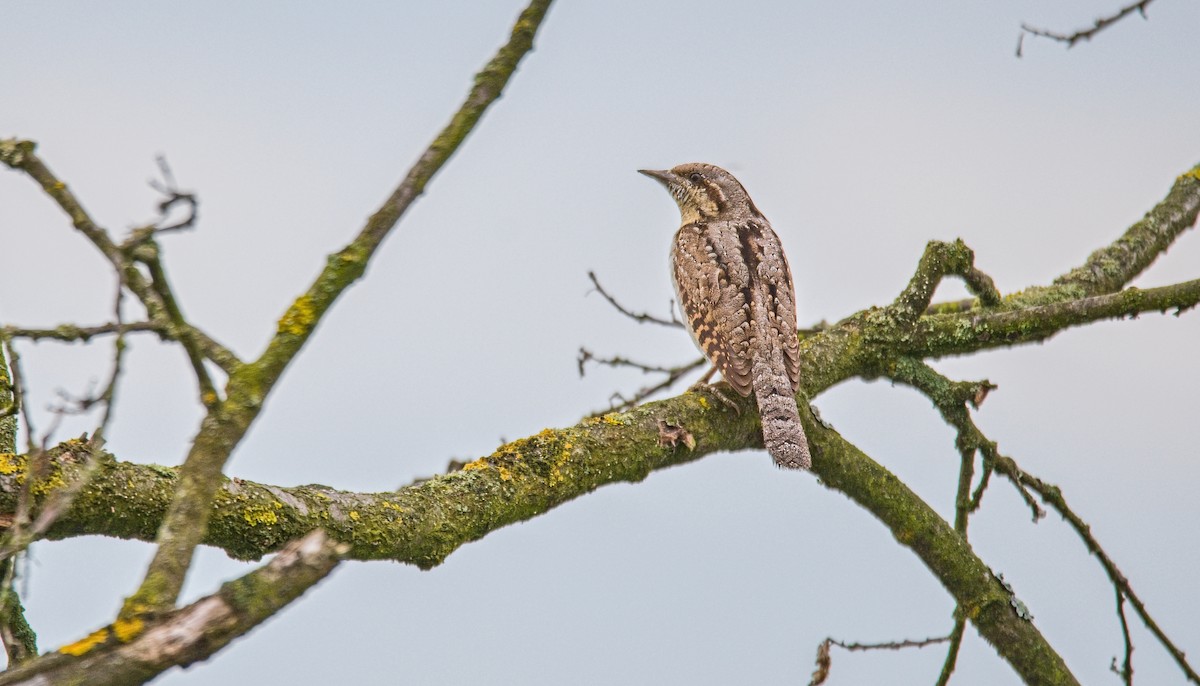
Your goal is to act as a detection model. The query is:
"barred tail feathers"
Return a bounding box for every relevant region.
[751,349,811,470]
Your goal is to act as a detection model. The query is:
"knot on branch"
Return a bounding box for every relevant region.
[891,239,1001,327]
[0,139,36,168]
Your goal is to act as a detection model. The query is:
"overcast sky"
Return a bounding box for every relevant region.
[3,1,1199,684]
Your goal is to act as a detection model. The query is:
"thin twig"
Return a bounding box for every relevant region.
[1,141,241,376]
[578,348,705,416]
[1019,0,1155,55]
[1015,469,1198,683]
[1111,588,1134,686]
[0,322,157,344]
[146,155,199,235]
[934,617,967,686]
[832,635,952,652]
[810,634,952,686]
[140,247,218,405]
[587,270,683,328]
[94,281,128,441]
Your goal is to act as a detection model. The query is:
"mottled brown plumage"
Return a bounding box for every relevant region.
[639,163,810,469]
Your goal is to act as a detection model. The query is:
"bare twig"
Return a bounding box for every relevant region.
[1111,588,1134,686]
[587,270,683,327]
[0,321,157,344]
[831,634,952,652]
[578,347,705,416]
[1,141,242,376]
[879,358,1034,520]
[1015,469,1199,683]
[146,155,199,235]
[1019,0,1155,56]
[94,284,128,440]
[810,634,952,686]
[934,617,967,686]
[139,245,218,405]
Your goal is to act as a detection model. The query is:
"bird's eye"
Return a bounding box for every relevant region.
[688,172,703,183]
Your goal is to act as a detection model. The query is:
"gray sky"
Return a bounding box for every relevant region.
[3,1,1199,684]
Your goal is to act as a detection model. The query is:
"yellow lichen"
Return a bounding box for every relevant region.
[349,510,360,521]
[497,465,513,481]
[697,396,710,409]
[601,414,626,426]
[30,470,67,496]
[461,459,489,472]
[243,506,279,526]
[0,453,20,475]
[1179,167,1200,183]
[112,617,145,643]
[277,295,316,336]
[60,628,109,656]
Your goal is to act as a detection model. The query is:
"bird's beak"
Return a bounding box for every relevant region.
[638,169,675,186]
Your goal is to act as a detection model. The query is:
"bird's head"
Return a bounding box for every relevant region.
[638,163,759,224]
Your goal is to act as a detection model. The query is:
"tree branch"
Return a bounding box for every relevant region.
[0,349,35,667]
[885,356,1197,683]
[0,141,238,378]
[0,322,158,344]
[0,530,345,686]
[900,277,1200,361]
[3,400,1079,684]
[890,239,1000,326]
[1013,465,1200,683]
[124,0,556,614]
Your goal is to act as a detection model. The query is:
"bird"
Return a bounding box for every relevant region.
[639,163,811,470]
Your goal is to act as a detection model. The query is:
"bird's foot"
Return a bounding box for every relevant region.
[688,381,742,415]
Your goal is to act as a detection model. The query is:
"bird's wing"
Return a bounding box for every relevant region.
[747,221,801,391]
[672,223,755,396]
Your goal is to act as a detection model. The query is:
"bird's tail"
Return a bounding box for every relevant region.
[751,348,811,470]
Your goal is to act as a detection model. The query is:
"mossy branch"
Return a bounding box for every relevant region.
[0,398,1075,685]
[0,530,345,686]
[0,349,36,666]
[891,239,1001,325]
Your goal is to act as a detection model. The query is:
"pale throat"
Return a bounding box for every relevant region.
[674,188,721,225]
